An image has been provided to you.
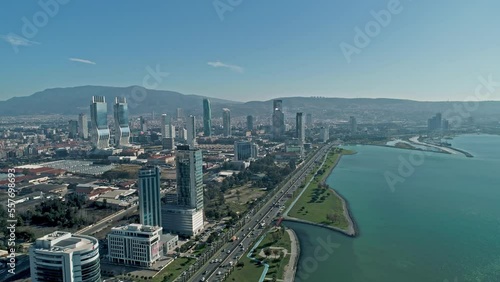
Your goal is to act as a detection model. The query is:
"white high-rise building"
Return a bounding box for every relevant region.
[78,113,88,139]
[113,97,130,147]
[90,96,110,149]
[222,108,231,137]
[107,224,163,267]
[161,114,175,138]
[138,166,162,227]
[186,115,196,147]
[320,126,329,143]
[29,231,101,282]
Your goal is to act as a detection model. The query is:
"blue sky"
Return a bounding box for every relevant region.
[1,0,500,102]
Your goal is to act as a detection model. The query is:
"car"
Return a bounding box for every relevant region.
[201,277,205,282]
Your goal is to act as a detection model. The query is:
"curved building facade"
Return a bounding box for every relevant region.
[90,96,110,149]
[113,97,130,147]
[29,231,101,282]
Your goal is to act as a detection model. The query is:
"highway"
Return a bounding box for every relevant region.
[75,204,138,235]
[187,144,332,282]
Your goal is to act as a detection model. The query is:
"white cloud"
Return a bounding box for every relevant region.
[69,58,96,65]
[0,33,40,46]
[207,61,244,73]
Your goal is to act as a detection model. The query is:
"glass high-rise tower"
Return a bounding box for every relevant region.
[113,97,130,147]
[296,112,305,144]
[138,166,162,227]
[203,98,212,137]
[78,113,88,139]
[90,96,110,149]
[176,145,204,210]
[272,99,285,139]
[222,108,231,137]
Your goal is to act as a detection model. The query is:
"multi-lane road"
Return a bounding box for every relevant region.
[188,144,332,282]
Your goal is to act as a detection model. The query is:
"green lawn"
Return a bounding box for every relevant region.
[227,228,293,282]
[288,149,352,230]
[148,257,196,282]
[225,255,266,282]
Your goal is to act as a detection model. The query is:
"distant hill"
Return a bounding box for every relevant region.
[1,86,499,123]
[0,86,238,116]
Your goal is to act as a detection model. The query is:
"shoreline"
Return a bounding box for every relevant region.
[284,149,358,238]
[284,228,300,282]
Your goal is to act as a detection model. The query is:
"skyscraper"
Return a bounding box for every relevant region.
[176,108,184,121]
[296,112,305,144]
[114,97,130,147]
[186,115,196,147]
[320,126,329,143]
[176,145,204,210]
[68,120,78,138]
[29,231,101,282]
[138,166,162,227]
[272,100,285,138]
[203,98,212,137]
[222,108,231,137]
[78,113,88,139]
[161,114,169,137]
[90,96,110,149]
[349,116,357,133]
[140,116,147,132]
[247,115,254,131]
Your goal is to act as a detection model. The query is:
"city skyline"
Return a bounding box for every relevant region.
[2,1,500,102]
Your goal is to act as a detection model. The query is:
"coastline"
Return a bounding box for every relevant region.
[284,149,358,238]
[284,228,300,282]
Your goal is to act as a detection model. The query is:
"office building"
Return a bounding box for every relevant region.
[428,113,448,131]
[161,114,169,137]
[234,141,258,161]
[162,206,204,237]
[272,100,285,138]
[349,116,357,133]
[176,108,184,121]
[107,224,162,267]
[296,112,305,144]
[68,120,78,138]
[320,127,329,143]
[78,113,88,139]
[90,96,110,149]
[186,115,197,147]
[113,97,130,147]
[140,116,147,132]
[162,137,174,150]
[203,98,212,137]
[176,145,203,210]
[161,114,176,139]
[179,128,188,141]
[138,166,162,227]
[247,115,254,131]
[29,231,101,282]
[162,145,204,236]
[222,108,231,137]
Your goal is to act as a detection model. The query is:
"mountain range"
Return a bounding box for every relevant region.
[1,86,499,123]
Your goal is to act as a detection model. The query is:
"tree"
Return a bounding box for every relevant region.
[264,248,272,256]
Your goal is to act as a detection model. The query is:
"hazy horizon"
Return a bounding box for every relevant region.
[1,1,500,102]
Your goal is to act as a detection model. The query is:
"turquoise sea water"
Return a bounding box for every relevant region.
[288,134,500,282]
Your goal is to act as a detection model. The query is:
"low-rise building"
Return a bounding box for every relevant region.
[107,224,163,267]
